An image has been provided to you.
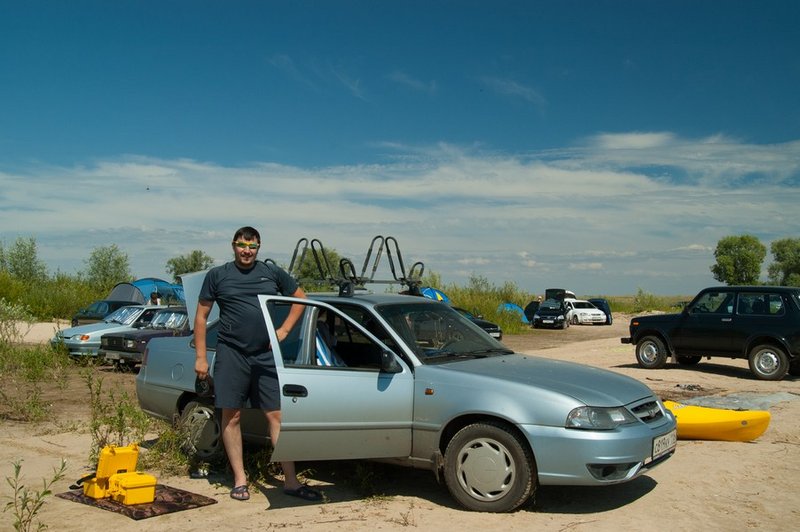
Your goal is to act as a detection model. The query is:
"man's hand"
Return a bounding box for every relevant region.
[195,357,209,379]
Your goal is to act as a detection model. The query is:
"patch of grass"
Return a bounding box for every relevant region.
[137,421,193,476]
[83,369,153,462]
[3,458,67,532]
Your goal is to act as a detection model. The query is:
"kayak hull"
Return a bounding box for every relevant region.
[663,400,770,442]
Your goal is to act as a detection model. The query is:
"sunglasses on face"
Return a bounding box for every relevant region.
[233,241,260,250]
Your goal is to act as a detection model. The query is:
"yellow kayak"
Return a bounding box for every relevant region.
[663,400,771,442]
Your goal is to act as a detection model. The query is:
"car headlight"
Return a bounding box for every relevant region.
[125,340,137,349]
[566,406,638,430]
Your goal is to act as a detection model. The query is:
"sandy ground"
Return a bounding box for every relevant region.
[2,318,799,531]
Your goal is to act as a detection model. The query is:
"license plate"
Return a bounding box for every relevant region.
[105,353,120,360]
[543,319,554,324]
[490,332,501,338]
[652,429,677,459]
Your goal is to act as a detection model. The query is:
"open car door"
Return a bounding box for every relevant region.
[258,295,414,462]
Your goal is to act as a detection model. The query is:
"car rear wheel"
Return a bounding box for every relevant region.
[748,344,789,381]
[571,315,579,325]
[635,336,668,369]
[179,401,223,459]
[443,421,536,513]
[676,355,702,366]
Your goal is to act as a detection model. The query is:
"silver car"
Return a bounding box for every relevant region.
[136,272,676,513]
[52,304,165,356]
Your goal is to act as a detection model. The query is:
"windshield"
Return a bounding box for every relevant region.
[375,301,512,364]
[540,298,563,310]
[104,306,141,324]
[148,310,188,329]
[105,307,141,325]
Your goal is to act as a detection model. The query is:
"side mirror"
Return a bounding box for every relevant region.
[380,350,402,374]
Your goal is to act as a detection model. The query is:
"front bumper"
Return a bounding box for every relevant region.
[521,413,676,485]
[100,349,142,363]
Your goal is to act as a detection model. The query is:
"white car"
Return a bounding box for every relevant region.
[565,299,608,325]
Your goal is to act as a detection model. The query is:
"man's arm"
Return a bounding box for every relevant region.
[194,299,213,378]
[275,287,308,342]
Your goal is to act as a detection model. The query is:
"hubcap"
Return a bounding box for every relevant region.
[641,342,659,364]
[755,350,779,375]
[455,437,515,502]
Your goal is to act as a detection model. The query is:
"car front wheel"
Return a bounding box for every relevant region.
[748,344,789,381]
[443,421,536,513]
[179,401,223,459]
[635,336,668,369]
[571,315,579,325]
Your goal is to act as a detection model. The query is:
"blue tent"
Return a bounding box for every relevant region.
[108,277,185,304]
[498,302,529,323]
[420,286,451,303]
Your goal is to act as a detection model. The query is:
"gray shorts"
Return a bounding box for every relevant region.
[213,342,280,411]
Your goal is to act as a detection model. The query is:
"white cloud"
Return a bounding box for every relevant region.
[2,134,798,295]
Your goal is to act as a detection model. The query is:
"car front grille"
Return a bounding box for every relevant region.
[102,336,125,349]
[630,399,664,423]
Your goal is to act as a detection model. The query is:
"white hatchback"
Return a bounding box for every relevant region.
[565,299,608,325]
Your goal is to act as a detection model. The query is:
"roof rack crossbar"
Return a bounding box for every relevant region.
[287,238,309,278]
[283,235,424,296]
[310,238,336,282]
[360,235,386,282]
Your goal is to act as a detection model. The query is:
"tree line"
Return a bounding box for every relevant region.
[711,235,800,286]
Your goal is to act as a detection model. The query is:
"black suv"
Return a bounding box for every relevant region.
[621,286,800,380]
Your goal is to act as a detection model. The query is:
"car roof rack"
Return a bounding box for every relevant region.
[277,235,425,298]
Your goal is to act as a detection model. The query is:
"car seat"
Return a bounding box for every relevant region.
[315,324,346,367]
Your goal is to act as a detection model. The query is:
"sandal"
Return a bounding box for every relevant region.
[283,485,322,501]
[230,485,250,501]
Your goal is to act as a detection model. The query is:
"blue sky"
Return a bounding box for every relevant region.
[1,1,799,296]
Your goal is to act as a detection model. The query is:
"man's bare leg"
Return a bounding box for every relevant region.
[266,410,302,490]
[221,408,247,488]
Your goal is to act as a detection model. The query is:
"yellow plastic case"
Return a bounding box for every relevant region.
[81,443,157,503]
[108,472,157,505]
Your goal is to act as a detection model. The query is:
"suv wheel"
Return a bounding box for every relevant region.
[179,401,223,459]
[443,421,536,512]
[635,336,668,369]
[677,355,702,366]
[748,344,789,381]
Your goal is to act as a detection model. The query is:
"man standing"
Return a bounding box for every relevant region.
[194,226,321,502]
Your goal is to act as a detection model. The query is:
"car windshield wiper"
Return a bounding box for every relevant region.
[465,347,514,357]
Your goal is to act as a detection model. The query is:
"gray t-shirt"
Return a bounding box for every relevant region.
[199,261,298,354]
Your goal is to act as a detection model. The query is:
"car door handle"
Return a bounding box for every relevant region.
[282,384,308,398]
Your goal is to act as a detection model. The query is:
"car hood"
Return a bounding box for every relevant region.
[441,354,652,406]
[57,321,129,337]
[536,307,565,317]
[104,328,185,341]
